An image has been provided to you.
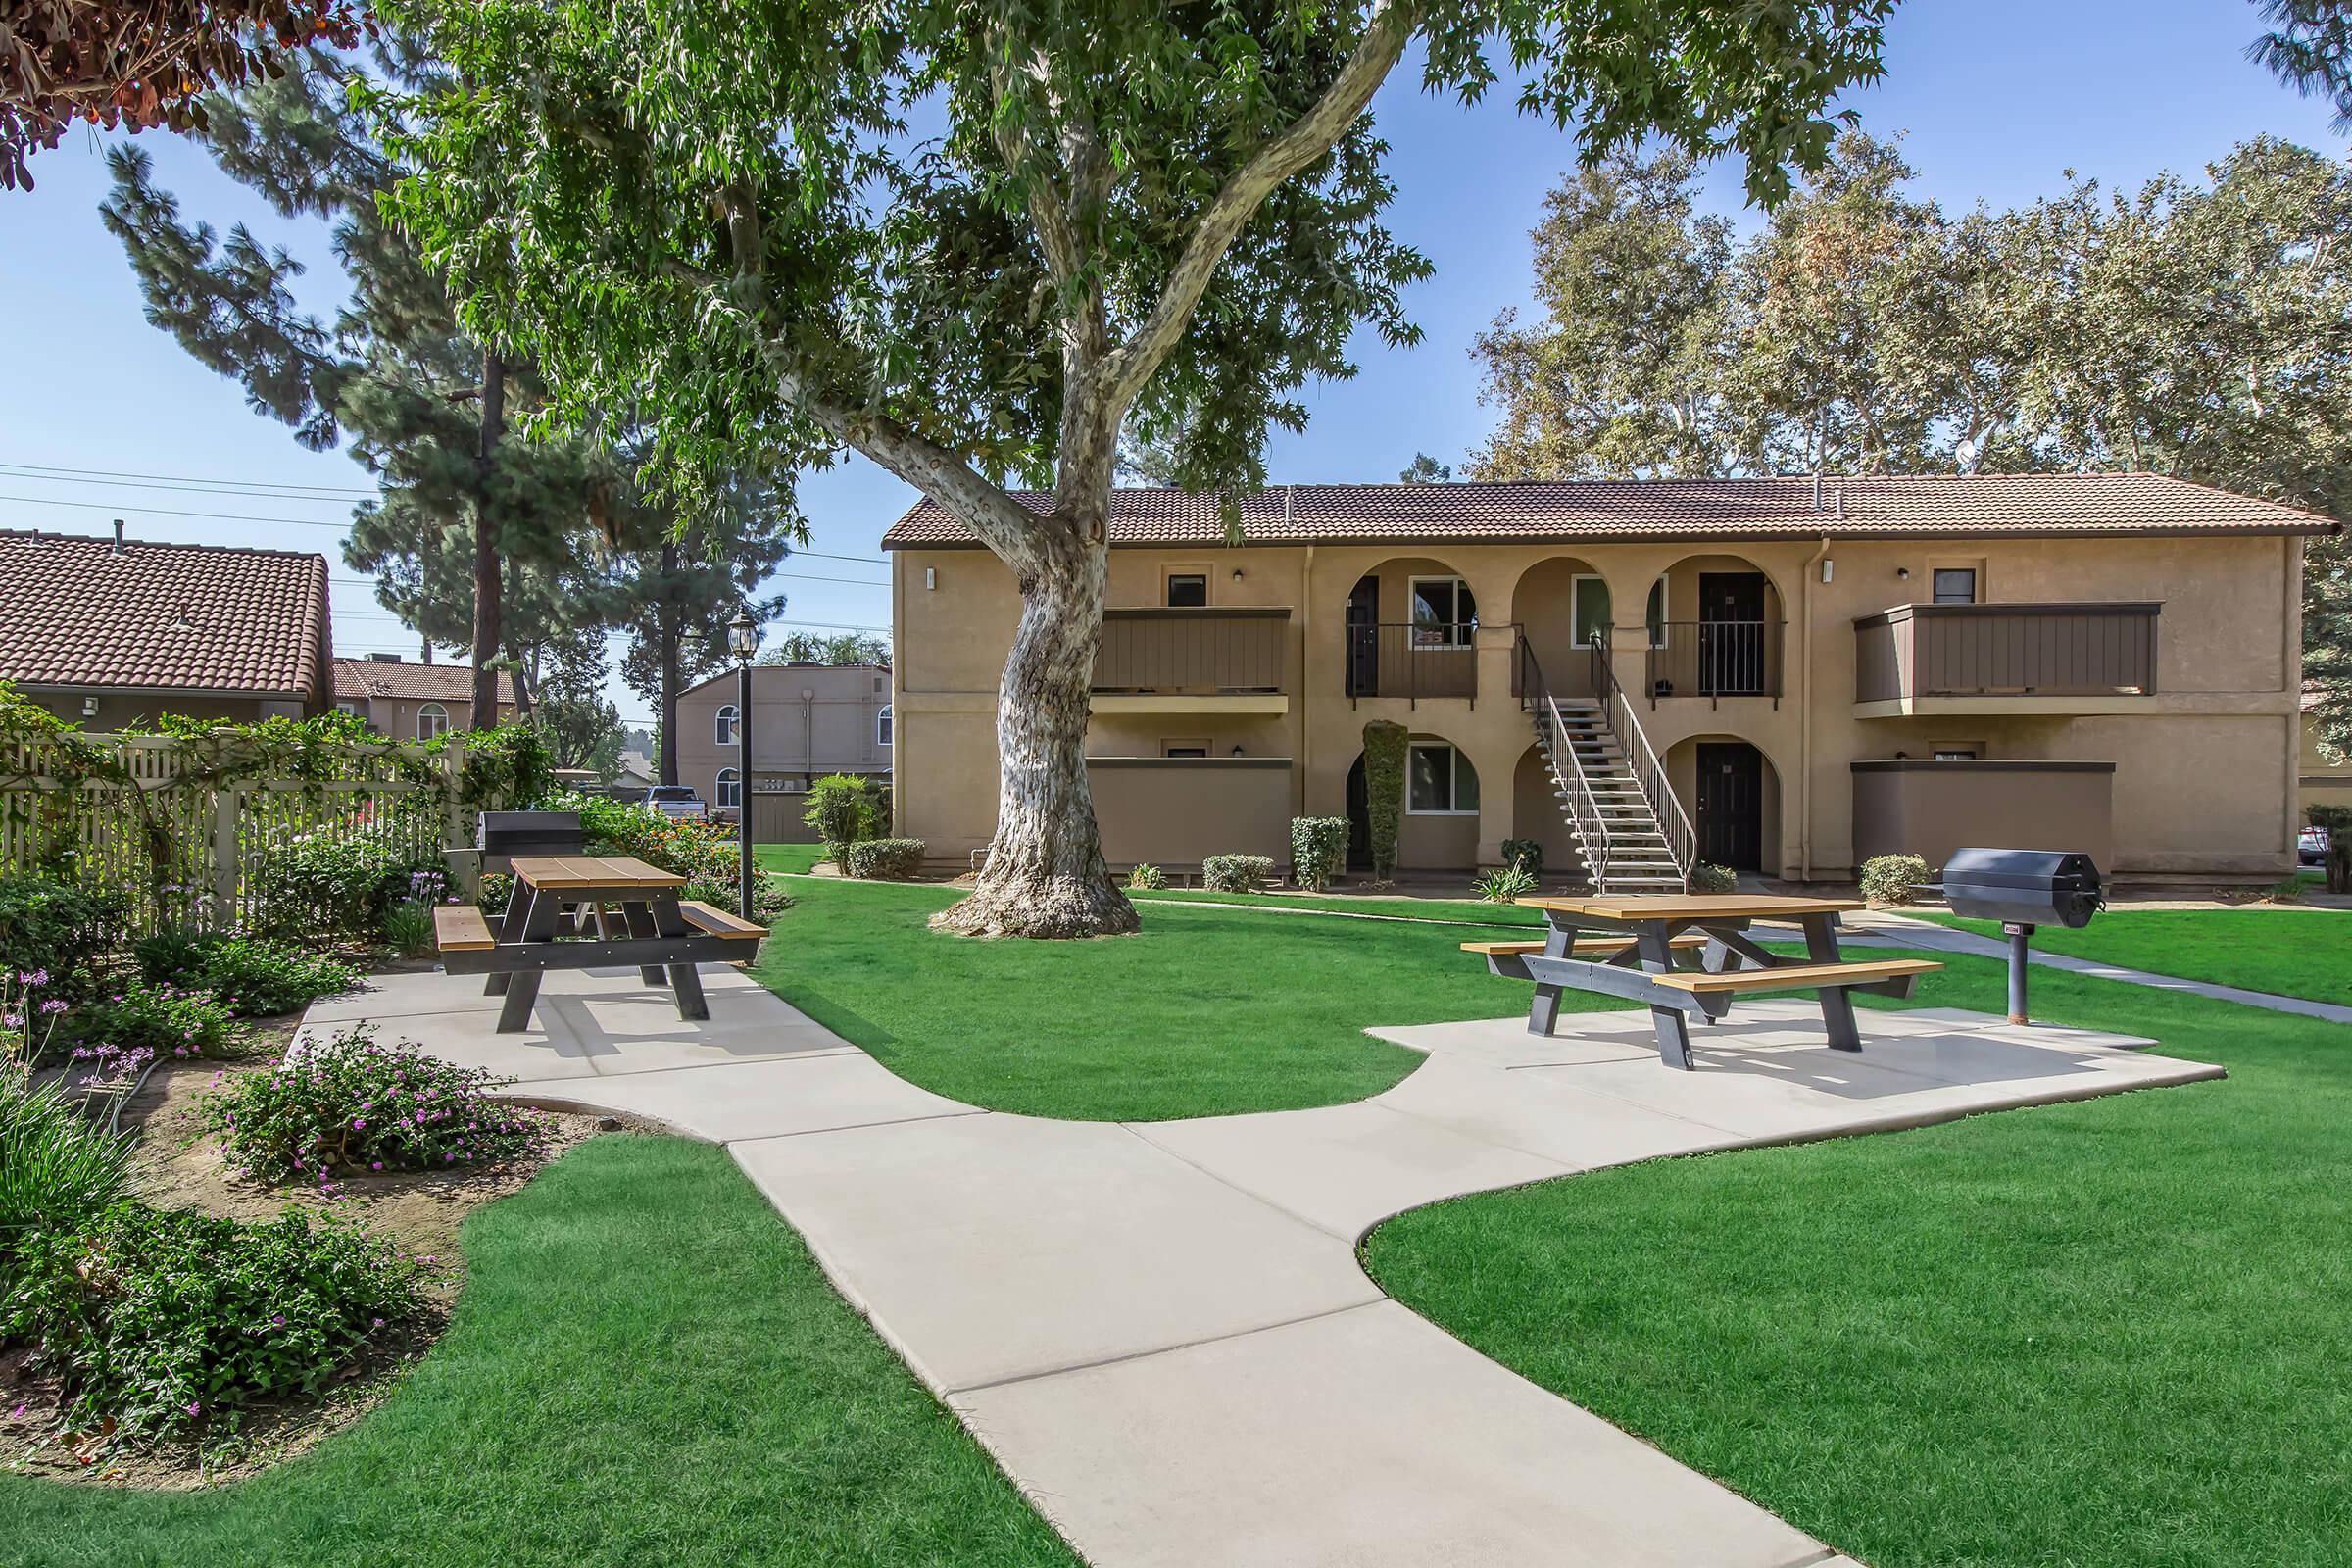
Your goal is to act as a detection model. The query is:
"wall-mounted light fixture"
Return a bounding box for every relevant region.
[1230,567,1244,582]
[80,696,99,719]
[1896,565,1911,580]
[924,566,937,591]
[1820,559,1834,584]
[1229,744,1245,757]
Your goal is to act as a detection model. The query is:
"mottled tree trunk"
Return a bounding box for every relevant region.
[933,516,1138,939]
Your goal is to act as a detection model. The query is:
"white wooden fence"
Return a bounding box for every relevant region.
[0,733,469,934]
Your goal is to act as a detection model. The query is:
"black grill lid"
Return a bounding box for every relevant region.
[1940,847,2102,891]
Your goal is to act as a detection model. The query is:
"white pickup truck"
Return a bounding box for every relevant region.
[643,785,709,820]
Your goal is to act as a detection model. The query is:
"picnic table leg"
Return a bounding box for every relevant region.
[484,892,522,996]
[1526,918,1572,1036]
[493,887,562,1034]
[1804,913,1864,1053]
[620,900,667,987]
[649,894,710,1022]
[1636,926,1697,1070]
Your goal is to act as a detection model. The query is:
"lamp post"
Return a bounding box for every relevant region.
[727,609,761,919]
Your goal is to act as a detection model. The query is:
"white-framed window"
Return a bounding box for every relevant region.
[715,703,739,745]
[715,767,741,808]
[876,704,893,748]
[334,700,360,718]
[1406,741,1481,814]
[1645,577,1669,649]
[416,703,449,741]
[1409,576,1477,648]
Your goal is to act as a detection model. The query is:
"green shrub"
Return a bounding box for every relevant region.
[1202,854,1276,894]
[1500,837,1544,876]
[1361,721,1407,883]
[256,832,413,940]
[1289,817,1348,892]
[382,901,436,958]
[1127,862,1167,891]
[0,1078,134,1243]
[1859,853,1931,906]
[63,979,237,1080]
[2,1199,423,1448]
[0,876,124,1004]
[1687,861,1740,894]
[2308,804,2352,893]
[202,1024,548,1186]
[134,933,360,1016]
[804,774,886,863]
[840,838,924,880]
[1474,864,1539,904]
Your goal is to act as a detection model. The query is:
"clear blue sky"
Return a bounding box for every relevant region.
[0,0,2340,724]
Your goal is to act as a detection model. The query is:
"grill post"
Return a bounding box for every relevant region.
[2004,920,2034,1024]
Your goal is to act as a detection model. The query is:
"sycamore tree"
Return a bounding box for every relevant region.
[387,0,1893,938]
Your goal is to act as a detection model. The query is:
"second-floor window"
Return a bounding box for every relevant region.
[1410,577,1477,648]
[416,703,449,741]
[1166,572,1208,607]
[1933,568,1979,605]
[876,704,893,748]
[715,703,739,745]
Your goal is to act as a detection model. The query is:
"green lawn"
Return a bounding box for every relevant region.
[750,878,1603,1120]
[753,842,829,875]
[1129,885,1544,927]
[0,1138,1076,1568]
[1365,952,2352,1568]
[1916,905,2352,1005]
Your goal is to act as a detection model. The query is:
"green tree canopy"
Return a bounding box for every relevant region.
[385,0,1894,936]
[758,632,891,667]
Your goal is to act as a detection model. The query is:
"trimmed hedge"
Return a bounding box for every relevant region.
[1688,861,1739,894]
[1859,853,1932,906]
[1203,854,1276,894]
[841,838,925,880]
[1361,720,1408,883]
[1290,817,1348,892]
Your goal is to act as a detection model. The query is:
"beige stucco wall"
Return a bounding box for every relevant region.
[339,694,519,739]
[23,688,308,727]
[676,664,893,821]
[894,529,2303,881]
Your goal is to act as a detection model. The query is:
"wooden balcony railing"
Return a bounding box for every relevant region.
[1093,607,1290,694]
[1854,602,2161,704]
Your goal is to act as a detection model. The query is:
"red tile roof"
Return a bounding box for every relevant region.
[333,657,521,706]
[882,473,2340,549]
[0,529,331,697]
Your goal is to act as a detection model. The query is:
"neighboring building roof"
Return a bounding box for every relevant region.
[881,473,2342,549]
[333,656,522,706]
[0,528,331,696]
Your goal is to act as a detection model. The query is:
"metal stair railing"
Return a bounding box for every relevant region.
[1519,636,1613,890]
[1588,632,1696,881]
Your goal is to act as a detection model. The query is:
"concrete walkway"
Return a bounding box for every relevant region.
[305,967,2222,1568]
[1844,909,2352,1024]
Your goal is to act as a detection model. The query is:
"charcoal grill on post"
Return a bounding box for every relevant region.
[1933,848,2104,1024]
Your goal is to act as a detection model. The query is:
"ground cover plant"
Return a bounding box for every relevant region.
[750,878,1613,1120]
[1365,951,2352,1568]
[0,1138,1080,1567]
[202,1026,548,1186]
[0,877,125,1004]
[1916,905,2352,1005]
[60,979,237,1082]
[134,933,361,1017]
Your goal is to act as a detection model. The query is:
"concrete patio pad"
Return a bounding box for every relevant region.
[336,966,2227,1568]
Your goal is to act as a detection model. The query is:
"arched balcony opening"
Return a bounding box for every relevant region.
[1344,557,1478,705]
[1644,555,1787,707]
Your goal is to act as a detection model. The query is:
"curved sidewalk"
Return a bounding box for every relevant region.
[305,967,2221,1568]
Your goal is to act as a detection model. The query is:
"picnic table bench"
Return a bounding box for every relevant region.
[1468,894,1939,1070]
[432,854,766,1034]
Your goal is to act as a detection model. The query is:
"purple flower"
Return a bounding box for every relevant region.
[186,1401,201,1417]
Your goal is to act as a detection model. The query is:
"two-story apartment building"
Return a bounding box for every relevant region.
[886,474,2332,887]
[674,663,893,838]
[331,655,527,737]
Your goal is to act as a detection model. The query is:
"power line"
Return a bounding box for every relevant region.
[0,463,374,503]
[0,493,351,529]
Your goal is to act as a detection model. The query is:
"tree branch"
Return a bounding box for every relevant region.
[1101,0,1417,412]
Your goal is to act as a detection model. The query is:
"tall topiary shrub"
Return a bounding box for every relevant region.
[2309,805,2352,894]
[804,774,883,864]
[1361,721,1408,884]
[1290,817,1348,892]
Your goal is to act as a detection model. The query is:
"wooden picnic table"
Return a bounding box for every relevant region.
[1464,893,1938,1071]
[432,854,764,1034]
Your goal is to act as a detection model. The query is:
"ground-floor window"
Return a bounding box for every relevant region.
[716,767,741,808]
[1407,742,1480,814]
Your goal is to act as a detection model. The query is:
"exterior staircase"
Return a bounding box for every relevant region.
[1519,635,1697,896]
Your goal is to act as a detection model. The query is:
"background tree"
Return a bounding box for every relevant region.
[389,0,1894,937]
[529,634,625,776]
[0,0,365,188]
[1397,453,1453,483]
[99,33,604,724]
[2251,1,2352,127]
[758,631,891,667]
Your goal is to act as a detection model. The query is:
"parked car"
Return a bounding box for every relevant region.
[644,784,708,820]
[2299,825,2328,866]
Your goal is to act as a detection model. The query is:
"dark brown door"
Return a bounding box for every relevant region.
[1697,571,1768,696]
[1346,576,1380,697]
[1694,742,1763,870]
